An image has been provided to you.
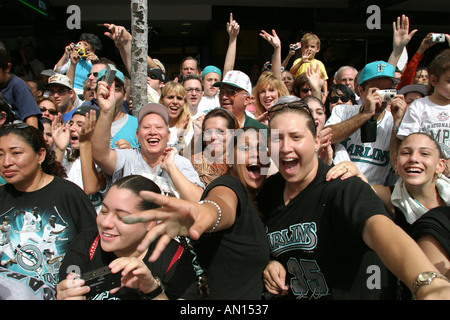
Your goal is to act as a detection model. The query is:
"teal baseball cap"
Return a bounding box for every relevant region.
[202,65,222,78]
[97,67,125,86]
[358,61,400,85]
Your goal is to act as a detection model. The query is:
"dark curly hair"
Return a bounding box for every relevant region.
[79,33,102,53]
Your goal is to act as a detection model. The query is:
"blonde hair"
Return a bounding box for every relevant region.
[253,71,289,117]
[301,33,321,48]
[159,81,191,129]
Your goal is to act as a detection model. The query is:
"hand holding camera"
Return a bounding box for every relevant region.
[375,89,397,102]
[431,33,446,43]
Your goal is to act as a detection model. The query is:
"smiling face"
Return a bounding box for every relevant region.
[97,186,152,257]
[137,113,170,158]
[161,89,185,125]
[258,84,280,111]
[231,129,270,193]
[203,116,231,158]
[395,133,446,188]
[183,78,203,108]
[0,132,45,190]
[269,111,320,190]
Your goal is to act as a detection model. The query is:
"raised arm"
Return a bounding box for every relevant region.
[259,29,282,79]
[363,215,450,299]
[223,13,240,75]
[123,185,239,262]
[104,23,133,75]
[79,109,106,195]
[387,14,418,69]
[160,147,204,202]
[91,81,118,176]
[51,113,70,163]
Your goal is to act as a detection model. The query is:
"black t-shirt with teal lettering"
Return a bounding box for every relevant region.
[256,160,396,300]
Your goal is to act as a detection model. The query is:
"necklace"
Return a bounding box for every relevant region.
[39,173,48,190]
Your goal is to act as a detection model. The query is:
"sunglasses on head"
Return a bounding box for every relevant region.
[40,107,58,115]
[267,101,314,120]
[329,95,351,104]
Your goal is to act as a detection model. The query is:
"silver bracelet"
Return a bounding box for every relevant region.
[199,200,222,233]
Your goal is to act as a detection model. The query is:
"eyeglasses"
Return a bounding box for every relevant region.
[88,72,99,78]
[203,128,227,138]
[329,95,351,104]
[267,101,314,120]
[40,107,58,116]
[301,88,312,94]
[219,88,246,97]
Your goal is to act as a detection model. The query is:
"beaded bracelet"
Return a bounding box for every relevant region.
[199,200,222,233]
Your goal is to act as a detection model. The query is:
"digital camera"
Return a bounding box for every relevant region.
[375,89,397,102]
[431,33,445,43]
[82,266,121,299]
[291,42,302,50]
[72,43,89,58]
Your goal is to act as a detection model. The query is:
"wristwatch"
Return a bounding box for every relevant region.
[141,277,164,300]
[411,271,450,300]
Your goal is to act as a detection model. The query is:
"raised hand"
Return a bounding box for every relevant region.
[260,29,281,49]
[226,13,240,40]
[51,114,70,151]
[96,80,117,115]
[104,23,132,49]
[392,14,418,51]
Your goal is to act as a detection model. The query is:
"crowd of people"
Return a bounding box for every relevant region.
[0,12,450,301]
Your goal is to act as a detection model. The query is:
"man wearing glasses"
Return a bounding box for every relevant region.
[214,70,268,132]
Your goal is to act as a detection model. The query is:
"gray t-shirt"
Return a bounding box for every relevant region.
[113,148,204,197]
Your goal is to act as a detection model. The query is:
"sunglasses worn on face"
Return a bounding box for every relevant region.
[329,95,351,104]
[88,72,99,78]
[301,88,312,93]
[267,101,314,120]
[40,107,58,115]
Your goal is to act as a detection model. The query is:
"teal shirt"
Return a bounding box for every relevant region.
[243,114,269,137]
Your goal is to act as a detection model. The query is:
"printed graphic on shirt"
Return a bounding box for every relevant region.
[0,205,74,287]
[266,225,330,299]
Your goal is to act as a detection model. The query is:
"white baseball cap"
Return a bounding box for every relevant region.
[213,70,252,95]
[47,73,73,89]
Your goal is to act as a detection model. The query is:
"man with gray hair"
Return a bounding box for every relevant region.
[333,66,360,104]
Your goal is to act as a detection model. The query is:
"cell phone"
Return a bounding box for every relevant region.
[82,266,121,299]
[104,64,117,87]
